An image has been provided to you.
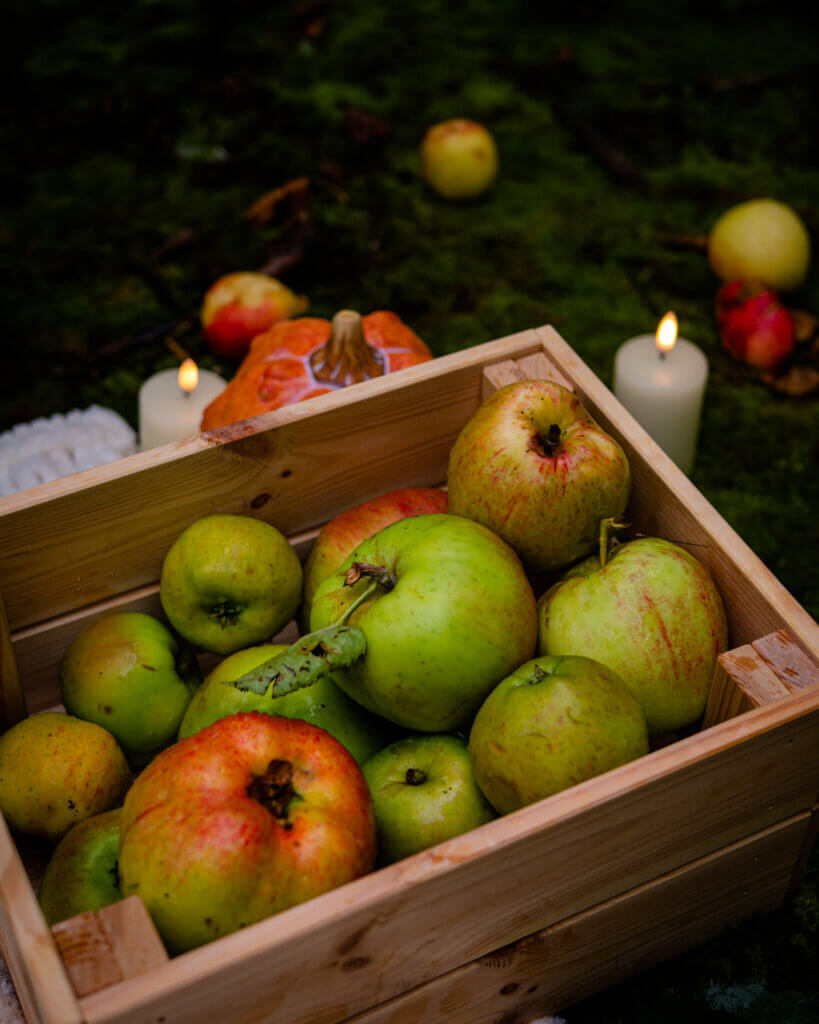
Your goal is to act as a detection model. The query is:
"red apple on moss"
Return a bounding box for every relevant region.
[300,487,448,629]
[419,119,498,200]
[447,380,631,573]
[716,280,794,370]
[201,272,309,361]
[118,712,376,953]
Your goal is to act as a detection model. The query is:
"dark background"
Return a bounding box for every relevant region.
[1,1,817,1020]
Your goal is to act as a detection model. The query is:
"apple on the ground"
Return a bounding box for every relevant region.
[362,734,496,864]
[300,486,448,629]
[160,513,302,656]
[201,272,309,361]
[468,655,648,814]
[119,712,376,953]
[537,533,728,734]
[310,513,537,732]
[419,119,499,199]
[447,380,631,573]
[708,198,810,292]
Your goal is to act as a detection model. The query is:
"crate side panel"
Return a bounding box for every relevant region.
[80,695,819,1024]
[0,334,539,633]
[341,812,808,1024]
[0,817,82,1024]
[535,326,819,656]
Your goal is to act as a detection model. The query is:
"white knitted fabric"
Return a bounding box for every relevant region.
[0,406,137,497]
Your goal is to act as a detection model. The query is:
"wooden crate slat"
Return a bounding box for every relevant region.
[0,332,541,633]
[752,630,819,691]
[0,595,26,731]
[78,691,819,1024]
[0,817,82,1024]
[534,325,819,657]
[339,811,809,1024]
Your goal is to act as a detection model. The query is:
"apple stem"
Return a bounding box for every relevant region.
[528,423,563,458]
[338,579,380,624]
[405,768,427,786]
[598,516,631,567]
[247,759,295,822]
[309,310,385,386]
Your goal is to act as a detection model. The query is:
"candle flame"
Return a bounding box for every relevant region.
[655,312,678,355]
[178,358,199,393]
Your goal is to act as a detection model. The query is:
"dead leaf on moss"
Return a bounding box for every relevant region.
[790,309,818,344]
[762,364,819,397]
[244,178,310,229]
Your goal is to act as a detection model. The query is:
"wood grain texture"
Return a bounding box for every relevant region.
[340,812,809,1024]
[702,632,818,730]
[534,325,819,657]
[514,351,575,392]
[0,333,540,634]
[79,690,819,1024]
[0,817,81,1024]
[0,597,26,732]
[98,899,168,985]
[481,359,527,400]
[53,912,123,998]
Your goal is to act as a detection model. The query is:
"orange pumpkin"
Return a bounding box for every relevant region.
[200,310,433,431]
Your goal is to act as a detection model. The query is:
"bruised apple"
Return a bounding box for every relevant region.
[310,513,537,732]
[300,487,448,629]
[447,380,630,573]
[119,713,376,953]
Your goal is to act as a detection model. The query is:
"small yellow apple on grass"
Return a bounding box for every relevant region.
[419,119,498,199]
[201,272,309,361]
[0,713,130,843]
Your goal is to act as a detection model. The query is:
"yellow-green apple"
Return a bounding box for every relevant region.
[201,272,309,361]
[300,487,448,630]
[0,713,130,842]
[160,513,302,656]
[708,198,810,292]
[310,513,537,732]
[469,655,648,814]
[537,535,729,734]
[38,809,122,925]
[420,119,498,199]
[61,613,200,766]
[362,734,495,864]
[447,380,631,573]
[118,712,376,953]
[178,642,397,763]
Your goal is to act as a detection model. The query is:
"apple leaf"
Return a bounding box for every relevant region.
[231,623,367,698]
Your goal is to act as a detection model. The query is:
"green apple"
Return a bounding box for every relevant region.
[310,513,537,732]
[447,380,631,573]
[300,487,448,631]
[38,809,122,925]
[0,712,130,843]
[160,513,302,655]
[419,119,498,199]
[708,198,810,291]
[362,734,496,864]
[61,613,200,766]
[177,642,396,763]
[537,535,729,734]
[468,655,649,814]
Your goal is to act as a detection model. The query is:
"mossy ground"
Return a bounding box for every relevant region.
[1,1,817,1019]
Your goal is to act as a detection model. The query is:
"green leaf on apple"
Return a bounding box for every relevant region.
[232,623,367,698]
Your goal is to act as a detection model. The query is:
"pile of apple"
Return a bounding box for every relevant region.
[0,379,729,956]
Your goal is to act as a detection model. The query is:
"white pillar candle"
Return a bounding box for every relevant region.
[139,359,227,451]
[613,313,708,476]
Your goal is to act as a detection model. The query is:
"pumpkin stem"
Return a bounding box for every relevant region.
[309,310,385,386]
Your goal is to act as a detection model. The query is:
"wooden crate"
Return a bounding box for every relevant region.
[0,324,816,1024]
